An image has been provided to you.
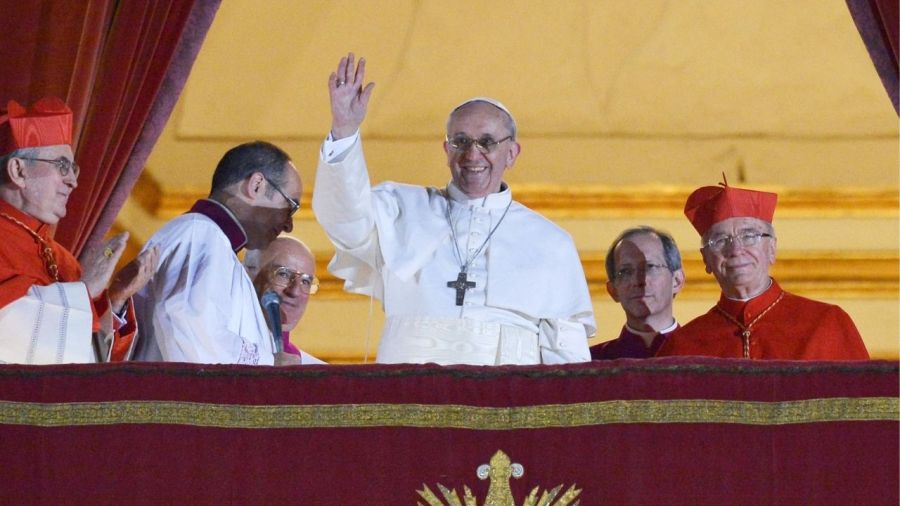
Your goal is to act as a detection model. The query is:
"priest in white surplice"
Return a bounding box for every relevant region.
[313,54,596,365]
[133,141,303,365]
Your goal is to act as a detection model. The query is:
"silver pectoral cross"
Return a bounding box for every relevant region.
[447,271,476,306]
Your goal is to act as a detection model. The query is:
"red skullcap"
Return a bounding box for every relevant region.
[684,177,778,236]
[0,97,73,156]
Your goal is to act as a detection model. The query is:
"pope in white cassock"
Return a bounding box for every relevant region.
[313,53,596,365]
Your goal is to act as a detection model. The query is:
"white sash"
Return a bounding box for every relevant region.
[0,283,96,364]
[378,315,540,365]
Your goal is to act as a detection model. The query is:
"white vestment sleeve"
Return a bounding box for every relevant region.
[0,282,96,364]
[321,131,360,163]
[313,137,385,298]
[538,317,592,364]
[314,136,377,250]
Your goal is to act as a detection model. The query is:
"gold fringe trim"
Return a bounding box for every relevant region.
[1,397,896,429]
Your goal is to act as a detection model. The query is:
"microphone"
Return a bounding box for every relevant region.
[261,289,284,353]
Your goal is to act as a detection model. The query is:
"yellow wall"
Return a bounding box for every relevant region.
[122,0,899,361]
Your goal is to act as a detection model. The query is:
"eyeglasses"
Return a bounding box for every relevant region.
[446,135,513,154]
[704,232,773,252]
[264,177,300,217]
[271,266,319,295]
[18,157,80,178]
[613,263,670,282]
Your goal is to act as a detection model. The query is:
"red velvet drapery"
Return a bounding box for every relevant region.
[0,0,221,255]
[847,0,900,113]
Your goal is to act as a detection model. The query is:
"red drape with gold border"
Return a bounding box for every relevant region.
[0,358,896,505]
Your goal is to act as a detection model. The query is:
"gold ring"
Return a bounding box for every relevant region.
[103,247,114,258]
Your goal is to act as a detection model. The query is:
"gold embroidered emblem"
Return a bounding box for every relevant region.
[417,450,582,506]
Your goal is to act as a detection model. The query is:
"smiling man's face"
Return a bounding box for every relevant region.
[250,237,316,330]
[444,102,520,199]
[701,217,776,299]
[15,144,78,225]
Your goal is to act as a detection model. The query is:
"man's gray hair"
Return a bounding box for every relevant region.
[446,97,517,140]
[0,147,40,184]
[605,226,682,281]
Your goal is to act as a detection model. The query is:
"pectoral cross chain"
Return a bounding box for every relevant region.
[443,194,512,307]
[447,271,476,306]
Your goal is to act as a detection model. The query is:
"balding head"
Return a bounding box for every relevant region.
[246,236,316,331]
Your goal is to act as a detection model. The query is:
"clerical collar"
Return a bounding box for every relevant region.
[725,278,774,302]
[187,199,248,252]
[445,182,511,209]
[625,320,678,338]
[0,199,50,236]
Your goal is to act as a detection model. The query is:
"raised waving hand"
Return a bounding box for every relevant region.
[329,52,375,140]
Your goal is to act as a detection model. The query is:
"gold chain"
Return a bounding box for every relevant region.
[0,212,59,281]
[714,291,785,358]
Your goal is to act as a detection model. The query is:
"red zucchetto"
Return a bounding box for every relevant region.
[684,179,778,236]
[0,97,73,156]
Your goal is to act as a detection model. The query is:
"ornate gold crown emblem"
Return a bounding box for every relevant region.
[417,450,582,506]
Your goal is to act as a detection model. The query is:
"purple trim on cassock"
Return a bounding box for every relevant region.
[281,331,300,356]
[590,326,677,360]
[187,199,247,252]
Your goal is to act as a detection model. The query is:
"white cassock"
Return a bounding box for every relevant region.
[133,200,275,365]
[0,283,98,364]
[313,134,596,365]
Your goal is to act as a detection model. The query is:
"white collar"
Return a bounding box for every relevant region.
[445,182,512,209]
[625,319,678,337]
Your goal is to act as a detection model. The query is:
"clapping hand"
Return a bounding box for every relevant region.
[108,245,159,314]
[329,52,375,140]
[79,232,129,299]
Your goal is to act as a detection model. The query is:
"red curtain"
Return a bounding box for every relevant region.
[0,0,221,255]
[847,0,900,113]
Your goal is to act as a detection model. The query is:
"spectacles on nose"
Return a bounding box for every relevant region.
[18,157,80,178]
[446,135,513,154]
[271,266,319,295]
[704,232,773,252]
[613,263,670,282]
[264,177,300,217]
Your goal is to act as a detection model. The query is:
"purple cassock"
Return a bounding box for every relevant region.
[590,325,678,360]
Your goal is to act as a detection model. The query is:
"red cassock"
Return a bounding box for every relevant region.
[0,200,135,360]
[656,280,869,360]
